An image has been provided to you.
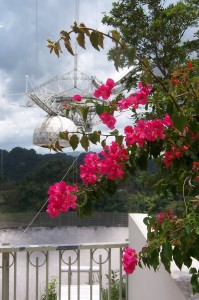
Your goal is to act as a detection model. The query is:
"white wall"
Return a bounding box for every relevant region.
[128,213,186,300]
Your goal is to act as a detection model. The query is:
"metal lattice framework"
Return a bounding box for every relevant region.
[27,69,128,130]
[27,68,137,148]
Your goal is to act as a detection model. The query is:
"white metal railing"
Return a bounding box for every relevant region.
[0,242,128,300]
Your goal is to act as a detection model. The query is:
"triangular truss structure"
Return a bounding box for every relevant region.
[27,69,128,129]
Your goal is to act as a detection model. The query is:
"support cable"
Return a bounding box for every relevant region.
[18,153,81,242]
[74,0,79,88]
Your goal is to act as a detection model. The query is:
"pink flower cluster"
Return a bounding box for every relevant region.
[122,247,138,274]
[80,142,128,185]
[118,82,152,110]
[125,114,172,147]
[157,210,177,223]
[94,78,115,100]
[73,94,82,102]
[100,142,128,180]
[80,153,101,185]
[100,112,116,129]
[46,181,78,217]
[163,144,189,168]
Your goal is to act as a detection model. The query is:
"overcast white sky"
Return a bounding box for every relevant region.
[0,0,133,154]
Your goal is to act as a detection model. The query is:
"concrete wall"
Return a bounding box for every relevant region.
[0,212,128,229]
[128,213,186,300]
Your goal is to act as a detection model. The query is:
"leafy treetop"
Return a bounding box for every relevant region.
[102,0,199,79]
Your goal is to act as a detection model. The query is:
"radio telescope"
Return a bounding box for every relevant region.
[25,0,137,149]
[27,69,128,148]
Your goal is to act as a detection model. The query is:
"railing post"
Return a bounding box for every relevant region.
[2,251,10,300]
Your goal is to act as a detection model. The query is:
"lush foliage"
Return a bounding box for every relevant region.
[101,270,126,300]
[102,0,199,81]
[0,147,163,213]
[40,277,57,300]
[47,21,199,294]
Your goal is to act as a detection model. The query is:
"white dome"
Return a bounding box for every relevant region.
[33,115,77,148]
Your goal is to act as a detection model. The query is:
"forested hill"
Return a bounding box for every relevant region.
[0,147,176,214]
[0,147,84,182]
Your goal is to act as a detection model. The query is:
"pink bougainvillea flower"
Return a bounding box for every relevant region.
[118,95,138,110]
[187,61,193,68]
[157,212,165,222]
[135,82,152,105]
[124,115,171,148]
[46,181,78,217]
[195,176,199,182]
[163,146,182,168]
[99,142,128,180]
[80,153,101,185]
[122,247,138,274]
[100,112,116,129]
[106,78,115,89]
[157,210,177,224]
[80,142,128,185]
[163,114,173,127]
[94,78,115,100]
[163,144,189,168]
[118,82,151,111]
[73,94,82,102]
[193,161,199,172]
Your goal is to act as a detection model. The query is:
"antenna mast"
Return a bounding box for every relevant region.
[74,0,79,88]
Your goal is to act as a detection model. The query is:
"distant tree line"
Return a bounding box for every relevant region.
[0,147,180,214]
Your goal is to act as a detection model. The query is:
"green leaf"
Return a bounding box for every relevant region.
[77,32,86,49]
[79,106,88,122]
[98,32,104,49]
[77,192,88,208]
[95,103,104,115]
[110,129,119,135]
[140,71,153,85]
[72,22,82,33]
[69,134,79,150]
[143,217,150,226]
[173,246,183,270]
[80,135,89,151]
[47,39,54,45]
[110,30,120,44]
[78,192,95,217]
[106,179,118,195]
[54,140,62,151]
[53,42,62,57]
[113,47,123,71]
[142,57,151,71]
[189,119,198,133]
[101,139,106,148]
[189,267,197,274]
[65,108,70,117]
[64,39,74,56]
[90,31,100,51]
[89,131,100,145]
[150,249,160,271]
[184,255,192,268]
[149,140,163,158]
[60,31,74,56]
[166,101,174,115]
[85,99,94,104]
[136,154,148,170]
[172,112,187,132]
[79,23,90,36]
[59,131,69,140]
[160,241,172,273]
[191,273,199,294]
[115,135,124,145]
